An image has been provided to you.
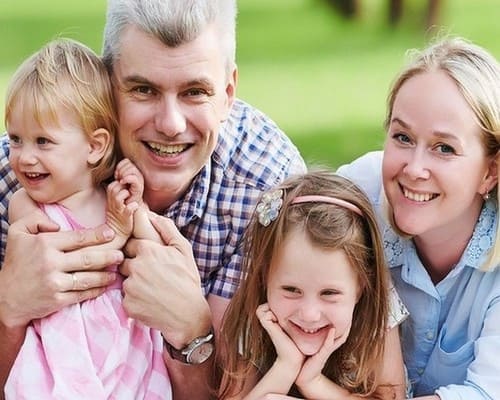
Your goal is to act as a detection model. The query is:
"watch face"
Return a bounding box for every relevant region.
[187,342,214,364]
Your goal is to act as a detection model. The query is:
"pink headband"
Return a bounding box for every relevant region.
[291,195,363,216]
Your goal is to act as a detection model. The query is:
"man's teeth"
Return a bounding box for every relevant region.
[403,188,437,202]
[148,142,187,155]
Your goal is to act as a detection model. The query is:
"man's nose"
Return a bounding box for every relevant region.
[154,96,187,137]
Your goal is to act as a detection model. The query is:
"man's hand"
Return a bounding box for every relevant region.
[0,213,122,391]
[120,215,211,348]
[0,213,122,329]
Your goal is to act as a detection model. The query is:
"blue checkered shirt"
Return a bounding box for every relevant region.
[0,98,306,298]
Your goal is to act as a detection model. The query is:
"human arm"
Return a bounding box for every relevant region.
[113,158,163,243]
[119,214,214,400]
[417,296,500,400]
[294,327,353,399]
[223,303,304,400]
[0,214,121,392]
[292,322,406,400]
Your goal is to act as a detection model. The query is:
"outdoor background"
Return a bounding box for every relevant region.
[1,0,499,169]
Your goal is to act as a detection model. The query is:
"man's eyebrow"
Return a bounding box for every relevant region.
[184,78,214,88]
[120,74,154,86]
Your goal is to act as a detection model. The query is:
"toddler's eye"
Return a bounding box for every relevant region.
[8,135,21,145]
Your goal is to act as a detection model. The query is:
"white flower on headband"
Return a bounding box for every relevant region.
[256,189,283,227]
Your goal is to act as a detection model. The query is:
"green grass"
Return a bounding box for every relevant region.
[1,0,500,168]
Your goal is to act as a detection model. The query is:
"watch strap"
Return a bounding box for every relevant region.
[163,329,214,364]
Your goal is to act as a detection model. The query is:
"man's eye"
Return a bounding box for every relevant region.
[186,88,208,97]
[36,137,50,145]
[134,86,154,95]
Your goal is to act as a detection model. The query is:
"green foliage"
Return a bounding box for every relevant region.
[1,0,499,167]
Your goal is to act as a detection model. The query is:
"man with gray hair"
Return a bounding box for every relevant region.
[0,0,305,398]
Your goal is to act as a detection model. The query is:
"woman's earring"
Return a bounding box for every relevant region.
[483,191,490,201]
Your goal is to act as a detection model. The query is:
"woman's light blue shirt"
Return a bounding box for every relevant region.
[338,151,500,400]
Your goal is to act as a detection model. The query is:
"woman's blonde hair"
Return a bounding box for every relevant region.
[5,38,119,186]
[216,170,390,398]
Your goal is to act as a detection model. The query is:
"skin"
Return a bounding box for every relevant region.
[382,70,498,399]
[0,219,120,395]
[7,105,109,226]
[109,23,237,400]
[112,24,236,213]
[227,228,406,400]
[383,70,497,283]
[266,227,359,358]
[0,106,132,395]
[1,21,237,398]
[3,96,171,396]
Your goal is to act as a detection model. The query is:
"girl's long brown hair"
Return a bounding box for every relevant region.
[216,170,390,398]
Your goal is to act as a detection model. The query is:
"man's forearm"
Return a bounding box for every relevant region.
[0,322,25,396]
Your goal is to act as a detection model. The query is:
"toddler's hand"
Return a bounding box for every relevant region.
[114,158,145,206]
[106,180,137,238]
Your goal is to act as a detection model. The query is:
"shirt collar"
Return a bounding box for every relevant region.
[160,113,236,227]
[384,199,498,271]
[164,161,211,227]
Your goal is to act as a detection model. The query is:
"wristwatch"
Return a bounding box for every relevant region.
[164,329,214,365]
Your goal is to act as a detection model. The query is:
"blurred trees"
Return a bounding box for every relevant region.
[324,0,442,29]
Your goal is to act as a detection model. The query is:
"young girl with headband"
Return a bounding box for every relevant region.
[216,170,408,399]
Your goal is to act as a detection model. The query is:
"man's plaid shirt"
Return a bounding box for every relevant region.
[0,99,306,299]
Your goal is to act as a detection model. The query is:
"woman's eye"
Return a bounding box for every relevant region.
[436,143,456,154]
[36,137,50,145]
[393,133,411,144]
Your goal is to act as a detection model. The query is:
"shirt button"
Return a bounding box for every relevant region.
[426,331,434,340]
[417,368,424,375]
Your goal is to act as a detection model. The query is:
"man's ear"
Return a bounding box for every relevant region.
[87,128,111,165]
[221,66,238,122]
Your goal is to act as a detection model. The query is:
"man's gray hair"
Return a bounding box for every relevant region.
[102,0,237,72]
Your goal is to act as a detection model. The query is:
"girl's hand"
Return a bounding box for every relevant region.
[295,326,346,391]
[256,303,304,371]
